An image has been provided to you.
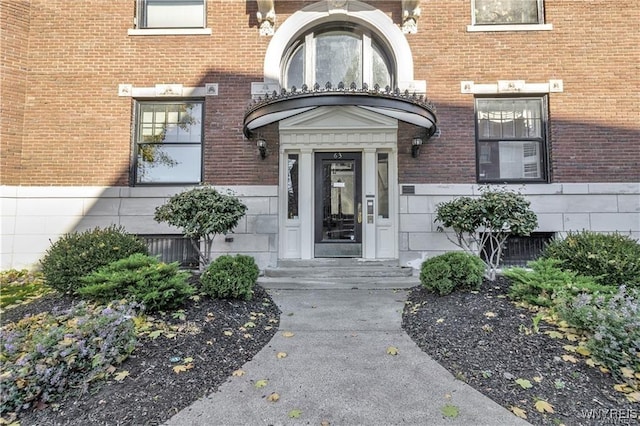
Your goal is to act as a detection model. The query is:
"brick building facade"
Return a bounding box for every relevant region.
[1,0,638,270]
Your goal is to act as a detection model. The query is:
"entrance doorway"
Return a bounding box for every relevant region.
[314,152,362,257]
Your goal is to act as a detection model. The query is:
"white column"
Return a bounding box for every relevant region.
[363,148,377,259]
[299,148,314,259]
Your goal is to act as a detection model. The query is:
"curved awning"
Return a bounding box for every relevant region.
[243,83,437,139]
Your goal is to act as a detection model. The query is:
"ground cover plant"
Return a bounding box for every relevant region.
[0,270,51,309]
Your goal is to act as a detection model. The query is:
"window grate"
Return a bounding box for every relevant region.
[140,234,199,269]
[483,232,554,267]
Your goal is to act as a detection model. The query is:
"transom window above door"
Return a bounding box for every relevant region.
[284,26,393,90]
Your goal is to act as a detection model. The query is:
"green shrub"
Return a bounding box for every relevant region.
[556,286,640,383]
[77,253,194,313]
[200,255,259,300]
[420,252,485,296]
[0,301,138,415]
[504,258,614,307]
[541,231,640,288]
[40,226,149,294]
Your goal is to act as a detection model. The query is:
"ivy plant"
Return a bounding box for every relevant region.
[154,187,247,269]
[434,186,538,280]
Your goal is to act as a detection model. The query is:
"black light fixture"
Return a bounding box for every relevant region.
[257,138,267,159]
[411,137,423,158]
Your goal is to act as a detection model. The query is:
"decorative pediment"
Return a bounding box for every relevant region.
[280,106,398,132]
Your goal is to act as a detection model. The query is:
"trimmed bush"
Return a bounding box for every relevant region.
[200,255,259,300]
[420,252,485,295]
[78,253,194,313]
[541,231,640,288]
[504,258,614,308]
[0,301,138,415]
[40,226,149,294]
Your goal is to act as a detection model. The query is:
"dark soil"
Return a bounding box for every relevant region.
[3,277,636,426]
[1,285,280,426]
[402,277,636,426]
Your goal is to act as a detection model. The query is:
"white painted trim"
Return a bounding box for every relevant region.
[460,80,563,94]
[128,28,212,36]
[262,0,416,85]
[118,86,217,98]
[466,24,552,32]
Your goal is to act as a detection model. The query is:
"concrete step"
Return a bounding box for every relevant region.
[264,266,413,278]
[258,275,420,290]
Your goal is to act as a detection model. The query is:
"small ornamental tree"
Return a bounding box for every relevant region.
[434,186,538,280]
[154,187,247,270]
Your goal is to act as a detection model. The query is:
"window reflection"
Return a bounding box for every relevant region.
[377,153,389,218]
[287,154,299,219]
[135,102,202,184]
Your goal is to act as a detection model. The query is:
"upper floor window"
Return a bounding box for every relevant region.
[284,26,393,90]
[137,0,206,29]
[475,96,548,183]
[134,101,203,185]
[473,0,543,25]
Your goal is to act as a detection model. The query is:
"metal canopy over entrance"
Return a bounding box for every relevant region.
[242,86,438,140]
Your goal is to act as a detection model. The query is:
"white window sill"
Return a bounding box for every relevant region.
[128,28,212,36]
[467,24,553,32]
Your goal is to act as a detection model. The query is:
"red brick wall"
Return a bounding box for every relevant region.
[3,0,638,186]
[1,0,31,185]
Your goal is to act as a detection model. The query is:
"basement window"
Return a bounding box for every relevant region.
[482,232,554,267]
[140,234,199,269]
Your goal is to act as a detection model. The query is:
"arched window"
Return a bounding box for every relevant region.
[283,26,393,90]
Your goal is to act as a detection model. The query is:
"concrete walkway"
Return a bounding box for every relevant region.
[166,284,529,426]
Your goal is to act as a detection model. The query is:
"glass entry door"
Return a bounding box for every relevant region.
[314,152,362,257]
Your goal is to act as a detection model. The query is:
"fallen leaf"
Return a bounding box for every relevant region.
[614,383,630,392]
[255,379,268,389]
[232,369,245,377]
[148,330,163,339]
[320,421,330,426]
[576,346,591,356]
[173,365,187,374]
[282,331,295,338]
[244,321,256,328]
[114,370,129,382]
[484,311,497,318]
[288,409,302,418]
[515,378,533,389]
[561,354,578,363]
[534,400,554,413]
[206,340,213,345]
[599,366,610,374]
[436,318,445,324]
[533,376,543,383]
[387,346,399,356]
[266,392,280,402]
[510,406,527,419]
[620,367,635,379]
[626,391,640,402]
[183,357,193,363]
[545,330,563,339]
[276,352,287,359]
[565,333,580,342]
[585,358,597,367]
[223,330,233,336]
[563,345,577,353]
[441,404,459,418]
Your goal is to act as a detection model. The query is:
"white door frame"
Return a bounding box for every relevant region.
[278,106,398,260]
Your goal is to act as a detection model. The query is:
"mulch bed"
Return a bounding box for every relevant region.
[401,276,636,426]
[1,285,280,426]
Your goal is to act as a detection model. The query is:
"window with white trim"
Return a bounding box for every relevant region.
[136,0,206,29]
[475,96,548,182]
[134,101,203,185]
[283,25,393,90]
[472,0,544,25]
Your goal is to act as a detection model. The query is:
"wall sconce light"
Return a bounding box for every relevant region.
[411,137,423,158]
[257,138,267,159]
